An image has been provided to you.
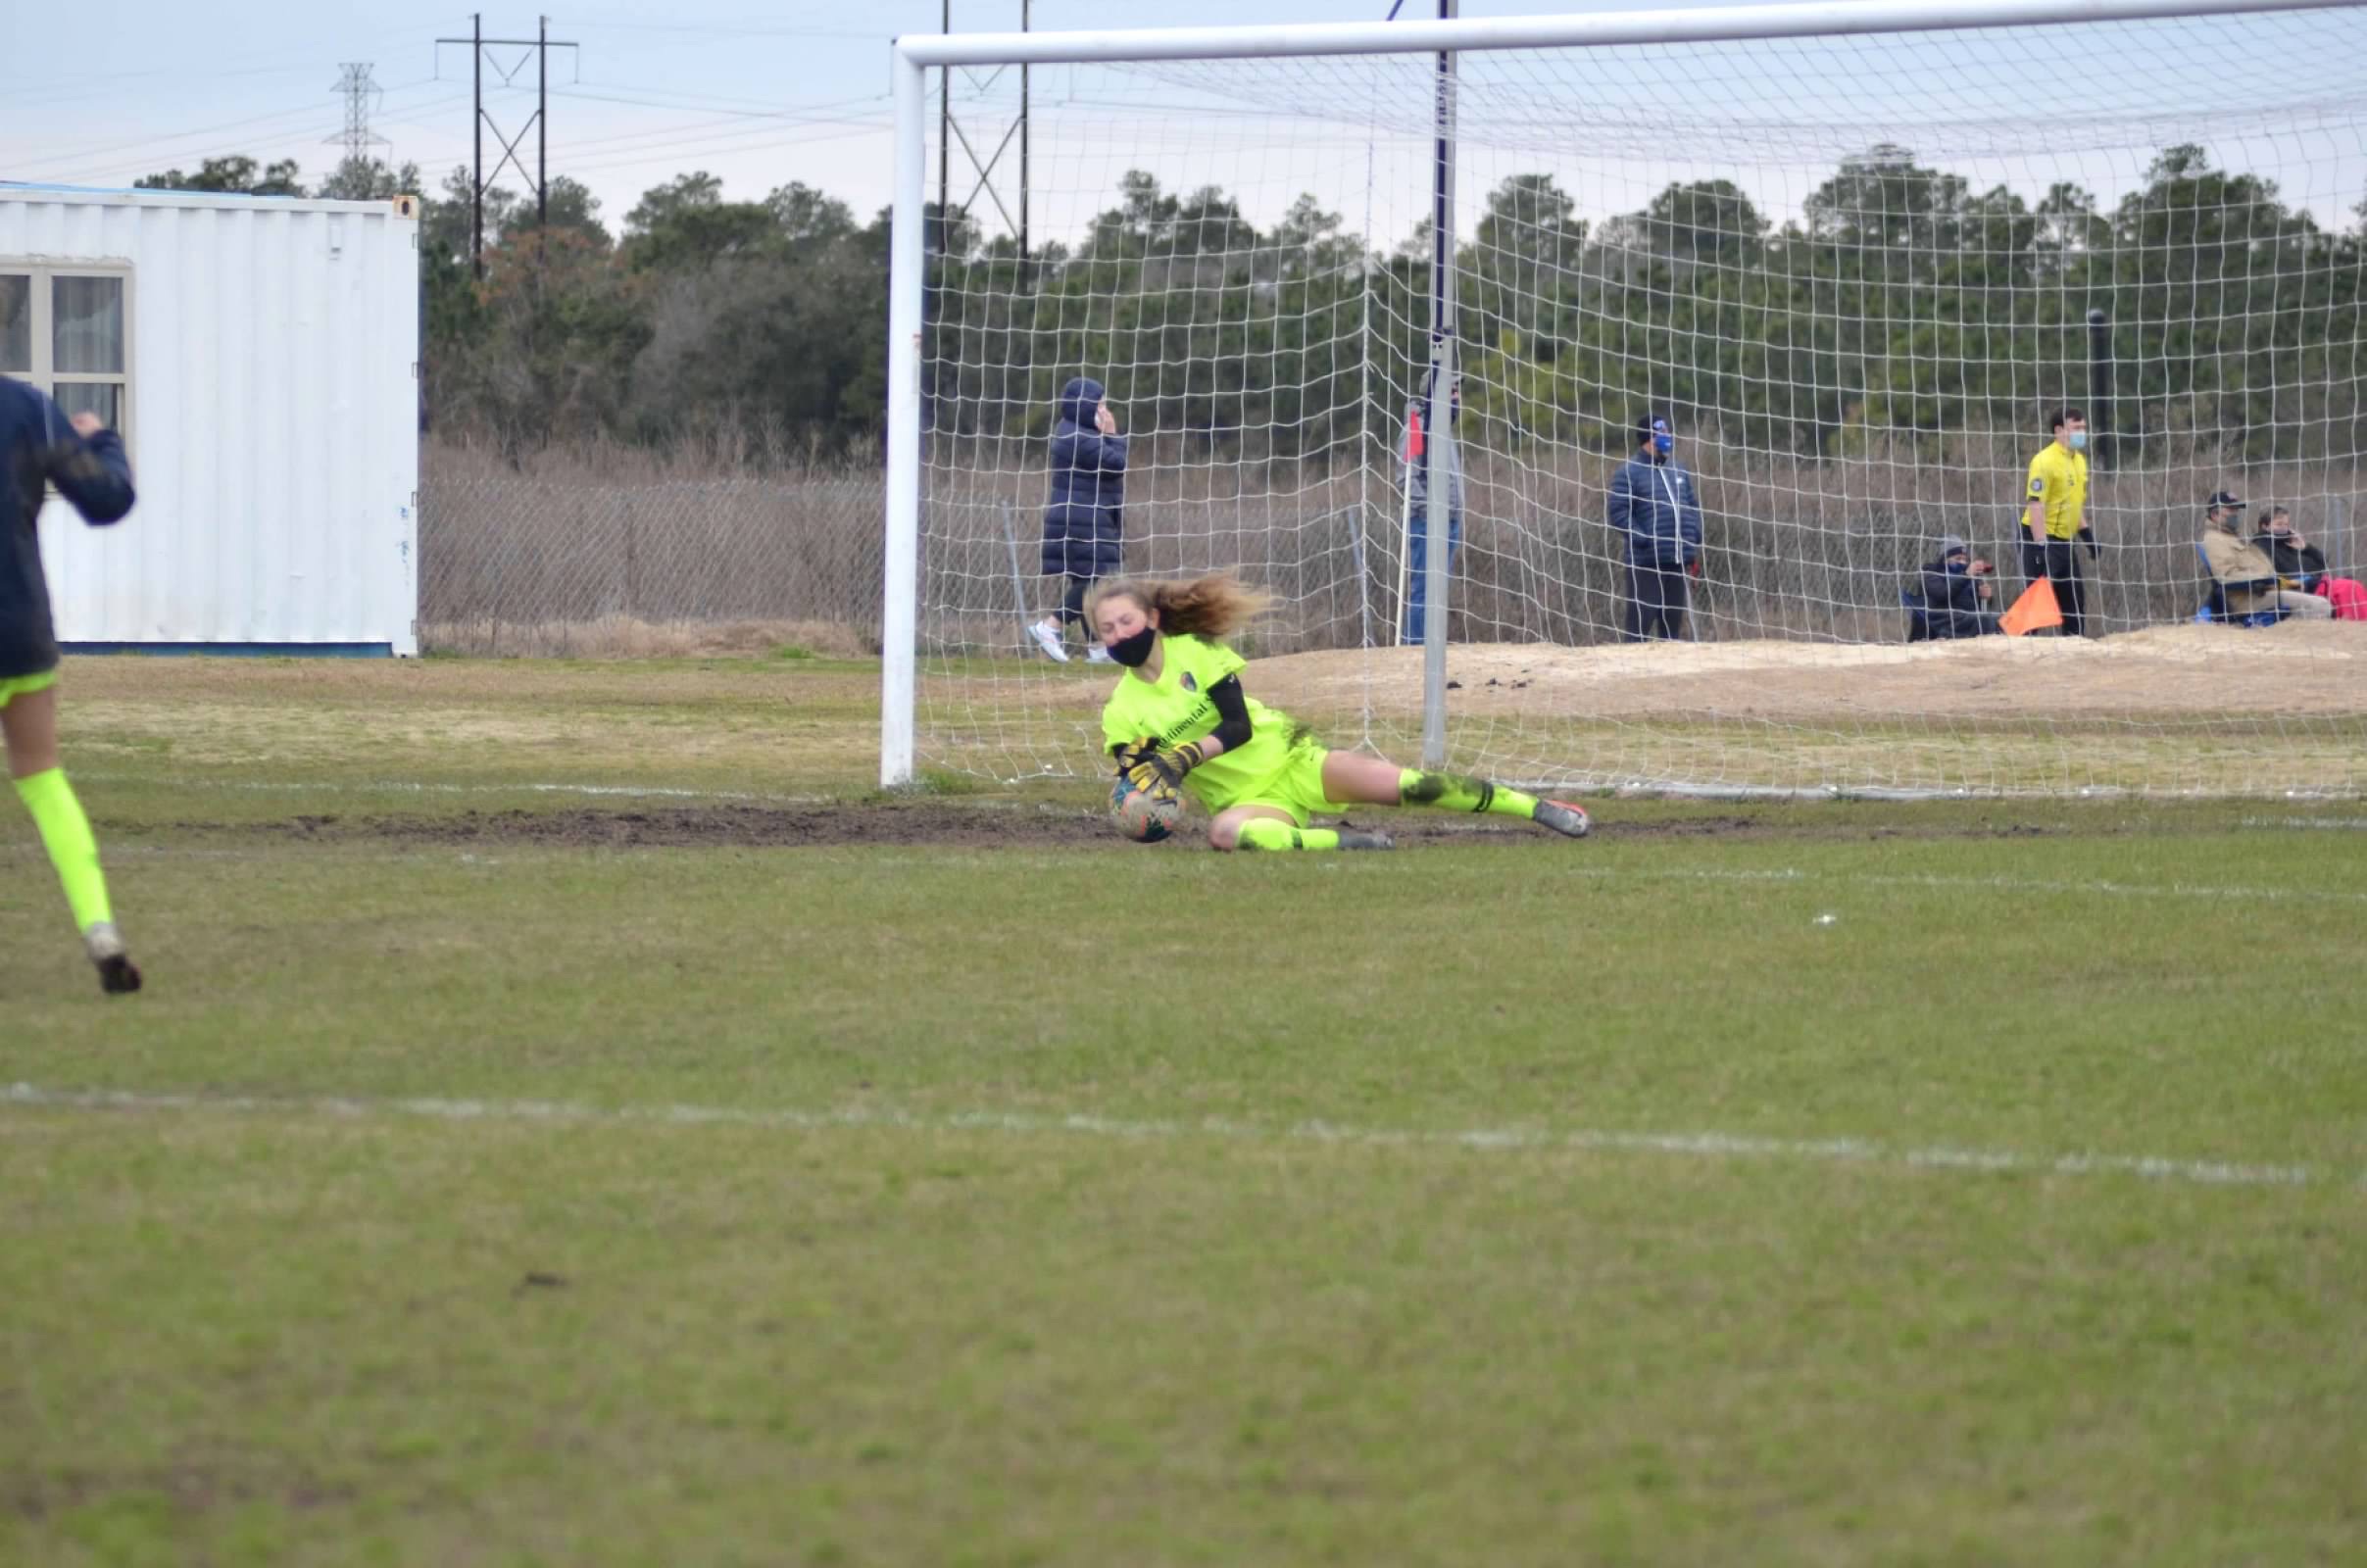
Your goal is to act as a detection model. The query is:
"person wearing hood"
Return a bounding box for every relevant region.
[1605,412,1704,641]
[1031,375,1127,663]
[2252,506,2366,621]
[1399,375,1464,645]
[1916,535,2002,639]
[2200,490,2330,620]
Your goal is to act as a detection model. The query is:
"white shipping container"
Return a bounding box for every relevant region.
[1,184,419,655]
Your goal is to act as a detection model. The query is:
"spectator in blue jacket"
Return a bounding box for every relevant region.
[1031,376,1127,663]
[1605,412,1704,641]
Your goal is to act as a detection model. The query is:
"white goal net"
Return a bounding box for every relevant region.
[887,0,2367,799]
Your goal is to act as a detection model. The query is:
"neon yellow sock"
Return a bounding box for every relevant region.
[1237,819,1341,852]
[15,767,114,932]
[1398,769,1539,819]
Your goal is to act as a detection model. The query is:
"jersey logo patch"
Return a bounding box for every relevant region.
[2028,477,2046,496]
[1181,671,1198,692]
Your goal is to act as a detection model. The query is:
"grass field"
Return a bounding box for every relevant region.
[4,655,2364,1566]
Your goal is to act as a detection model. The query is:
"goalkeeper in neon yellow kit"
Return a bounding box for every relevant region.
[1092,575,1590,852]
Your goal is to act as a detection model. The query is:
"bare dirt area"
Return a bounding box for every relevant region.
[989,621,2367,725]
[1244,622,2367,725]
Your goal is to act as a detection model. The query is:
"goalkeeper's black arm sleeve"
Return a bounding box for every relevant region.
[1206,676,1253,754]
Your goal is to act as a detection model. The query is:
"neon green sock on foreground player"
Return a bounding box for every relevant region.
[1237,820,1344,852]
[1398,769,1542,818]
[15,767,115,932]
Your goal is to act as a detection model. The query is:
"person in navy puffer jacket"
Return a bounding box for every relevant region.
[1030,376,1127,663]
[1605,412,1704,642]
[2,377,142,993]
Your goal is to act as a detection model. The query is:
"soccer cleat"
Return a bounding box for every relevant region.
[1532,799,1591,838]
[1084,644,1114,664]
[1028,618,1070,662]
[1337,829,1395,851]
[83,921,142,995]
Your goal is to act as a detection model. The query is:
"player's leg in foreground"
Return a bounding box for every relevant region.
[1210,803,1394,854]
[1327,751,1590,838]
[2,680,139,993]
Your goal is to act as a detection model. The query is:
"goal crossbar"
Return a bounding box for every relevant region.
[889,0,2354,69]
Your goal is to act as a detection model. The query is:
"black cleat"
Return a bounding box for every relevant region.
[1533,799,1591,839]
[85,923,143,995]
[1336,829,1395,851]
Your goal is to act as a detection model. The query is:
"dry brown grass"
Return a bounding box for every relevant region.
[418,615,875,660]
[419,431,2367,663]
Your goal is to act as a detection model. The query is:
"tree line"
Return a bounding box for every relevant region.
[137,145,2367,466]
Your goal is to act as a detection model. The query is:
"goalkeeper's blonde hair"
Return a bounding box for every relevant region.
[1087,574,1274,640]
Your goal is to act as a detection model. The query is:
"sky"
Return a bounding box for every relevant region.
[2,2,1582,225]
[4,0,2362,244]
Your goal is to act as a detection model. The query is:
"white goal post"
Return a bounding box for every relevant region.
[883,0,2367,798]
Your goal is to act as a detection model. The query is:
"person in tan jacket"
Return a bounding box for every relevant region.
[2199,490,2330,620]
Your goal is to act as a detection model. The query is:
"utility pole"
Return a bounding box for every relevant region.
[936,2,1032,272]
[435,14,580,278]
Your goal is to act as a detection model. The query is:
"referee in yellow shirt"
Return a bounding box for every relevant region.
[2021,407,2099,637]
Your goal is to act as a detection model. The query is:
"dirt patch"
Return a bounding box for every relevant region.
[263,805,1116,851]
[206,803,2062,852]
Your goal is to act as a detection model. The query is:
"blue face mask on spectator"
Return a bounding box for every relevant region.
[2066,430,2088,451]
[1652,419,1673,457]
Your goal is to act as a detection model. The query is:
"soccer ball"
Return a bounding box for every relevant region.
[1111,776,1182,843]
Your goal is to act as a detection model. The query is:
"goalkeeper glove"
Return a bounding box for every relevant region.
[1125,741,1206,796]
[1111,736,1157,775]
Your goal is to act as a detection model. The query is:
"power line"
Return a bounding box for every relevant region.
[560,118,895,178]
[26,81,464,187]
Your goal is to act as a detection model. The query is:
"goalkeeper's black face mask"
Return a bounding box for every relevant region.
[1108,623,1159,667]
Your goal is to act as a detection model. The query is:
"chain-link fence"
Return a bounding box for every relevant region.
[419,440,886,656]
[420,436,2365,657]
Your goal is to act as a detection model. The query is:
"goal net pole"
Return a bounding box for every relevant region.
[882,49,926,787]
[1419,0,1457,768]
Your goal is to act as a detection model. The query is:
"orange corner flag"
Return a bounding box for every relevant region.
[2000,578,2063,636]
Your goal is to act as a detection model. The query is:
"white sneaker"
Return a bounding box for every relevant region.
[1028,618,1070,663]
[83,921,143,994]
[1085,644,1113,664]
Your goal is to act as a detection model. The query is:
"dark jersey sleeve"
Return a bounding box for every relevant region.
[48,426,135,525]
[1205,675,1253,755]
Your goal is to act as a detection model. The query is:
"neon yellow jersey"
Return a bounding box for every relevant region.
[1100,632,1302,813]
[2025,442,2089,540]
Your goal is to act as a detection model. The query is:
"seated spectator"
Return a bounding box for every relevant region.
[1916,535,2002,638]
[2253,506,2367,621]
[2200,490,2331,621]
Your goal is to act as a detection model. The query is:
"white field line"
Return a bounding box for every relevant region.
[5,1084,2351,1194]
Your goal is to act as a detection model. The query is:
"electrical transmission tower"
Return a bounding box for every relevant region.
[434,15,580,278]
[327,64,390,171]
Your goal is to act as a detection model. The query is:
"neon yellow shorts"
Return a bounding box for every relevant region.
[0,669,58,710]
[1228,742,1344,828]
